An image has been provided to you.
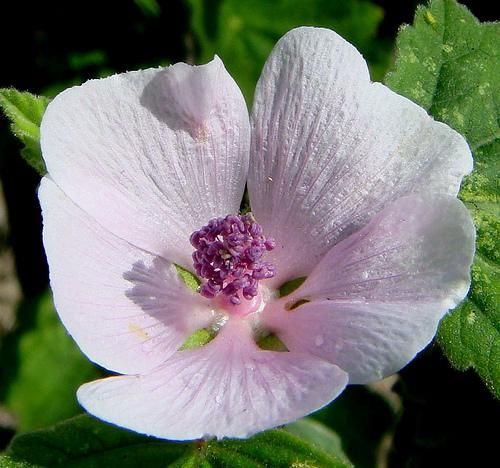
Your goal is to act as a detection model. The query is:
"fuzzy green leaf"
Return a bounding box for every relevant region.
[187,0,390,102]
[385,0,499,397]
[0,293,100,431]
[0,89,49,174]
[205,429,349,467]
[3,414,351,467]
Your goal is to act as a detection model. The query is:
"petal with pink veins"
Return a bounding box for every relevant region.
[77,319,348,440]
[41,56,250,268]
[263,194,475,384]
[249,27,472,285]
[40,177,213,375]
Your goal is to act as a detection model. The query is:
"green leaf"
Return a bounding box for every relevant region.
[174,264,200,292]
[187,0,390,103]
[0,456,34,468]
[206,430,349,467]
[385,0,500,397]
[0,293,100,431]
[0,89,49,175]
[284,417,350,464]
[4,415,189,467]
[4,414,351,467]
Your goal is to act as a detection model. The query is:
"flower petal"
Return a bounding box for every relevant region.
[249,27,472,284]
[41,57,250,268]
[265,301,445,385]
[39,177,213,375]
[77,320,348,440]
[263,194,475,384]
[291,194,474,304]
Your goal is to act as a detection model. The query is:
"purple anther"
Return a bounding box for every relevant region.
[190,213,276,305]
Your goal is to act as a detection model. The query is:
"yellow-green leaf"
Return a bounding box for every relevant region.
[0,89,49,175]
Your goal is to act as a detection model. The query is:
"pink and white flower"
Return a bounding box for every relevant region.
[39,27,475,440]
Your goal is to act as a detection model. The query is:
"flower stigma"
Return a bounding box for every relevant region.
[190,214,276,312]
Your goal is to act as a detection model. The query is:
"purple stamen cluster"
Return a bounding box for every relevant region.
[190,214,276,305]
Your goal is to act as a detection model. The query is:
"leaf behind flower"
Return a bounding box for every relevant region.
[188,0,390,103]
[0,89,49,175]
[385,0,500,397]
[2,414,351,467]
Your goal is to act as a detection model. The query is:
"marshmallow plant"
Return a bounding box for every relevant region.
[38,27,474,440]
[0,0,497,465]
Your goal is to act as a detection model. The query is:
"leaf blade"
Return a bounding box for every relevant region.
[0,89,49,175]
[385,0,500,397]
[4,414,351,467]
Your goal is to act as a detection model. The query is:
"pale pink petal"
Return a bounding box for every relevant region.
[263,194,475,384]
[249,27,472,284]
[39,177,213,375]
[264,301,445,385]
[290,194,474,304]
[77,319,348,440]
[41,56,249,268]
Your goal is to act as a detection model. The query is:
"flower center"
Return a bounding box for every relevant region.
[190,214,275,306]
